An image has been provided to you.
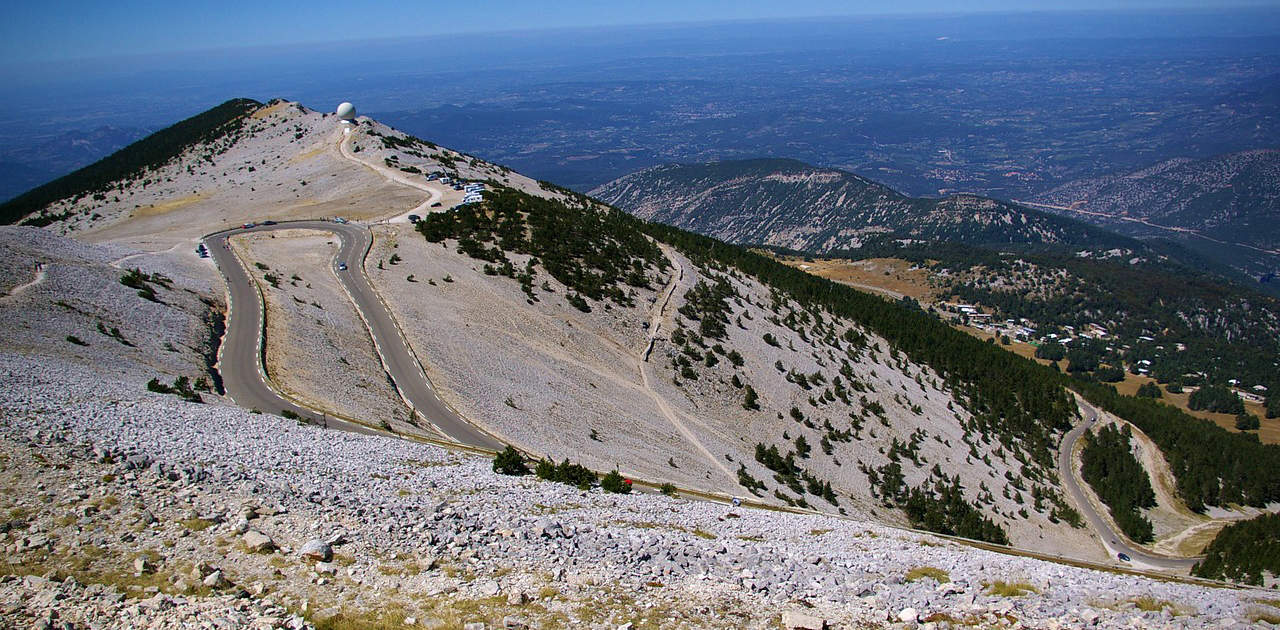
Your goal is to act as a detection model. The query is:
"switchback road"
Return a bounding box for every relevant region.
[1058,398,1200,571]
[207,221,503,451]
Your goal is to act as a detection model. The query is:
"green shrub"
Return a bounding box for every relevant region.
[535,458,597,490]
[1136,382,1162,398]
[659,483,677,497]
[1236,414,1261,431]
[601,469,632,494]
[493,445,530,475]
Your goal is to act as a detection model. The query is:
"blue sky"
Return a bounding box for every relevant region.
[5,0,1279,62]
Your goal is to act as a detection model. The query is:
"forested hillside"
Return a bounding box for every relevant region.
[1074,381,1280,513]
[1192,513,1280,585]
[820,238,1280,411]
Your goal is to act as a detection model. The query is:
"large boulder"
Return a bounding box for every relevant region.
[781,610,827,630]
[299,539,332,562]
[242,530,275,553]
[203,570,228,589]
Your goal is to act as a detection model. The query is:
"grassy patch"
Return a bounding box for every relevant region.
[905,566,950,583]
[178,518,214,531]
[617,520,715,540]
[1128,596,1194,616]
[378,562,424,577]
[0,551,212,600]
[985,580,1040,597]
[1249,609,1280,625]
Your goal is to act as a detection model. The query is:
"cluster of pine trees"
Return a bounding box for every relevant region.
[1192,513,1280,585]
[1187,384,1245,414]
[753,443,837,506]
[863,461,1009,545]
[1080,424,1156,542]
[677,277,736,340]
[417,188,665,309]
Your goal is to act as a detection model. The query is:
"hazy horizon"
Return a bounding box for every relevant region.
[5,2,1280,64]
[2,7,1279,209]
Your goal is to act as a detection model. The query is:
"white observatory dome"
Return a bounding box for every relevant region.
[335,102,356,120]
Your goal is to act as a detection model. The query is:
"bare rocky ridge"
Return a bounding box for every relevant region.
[25,100,558,255]
[1031,149,1280,254]
[590,159,1134,253]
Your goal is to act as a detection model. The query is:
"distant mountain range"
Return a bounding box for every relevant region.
[591,158,1139,253]
[1028,149,1280,282]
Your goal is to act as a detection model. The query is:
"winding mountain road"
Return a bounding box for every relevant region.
[1058,398,1200,571]
[206,221,503,451]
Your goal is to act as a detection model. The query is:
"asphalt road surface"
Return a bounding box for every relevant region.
[1057,398,1200,571]
[206,221,503,451]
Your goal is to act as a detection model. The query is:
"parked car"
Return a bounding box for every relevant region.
[333,217,348,224]
[261,220,276,226]
[337,262,348,271]
[241,223,255,229]
[1117,553,1131,562]
[408,214,421,223]
[430,202,442,208]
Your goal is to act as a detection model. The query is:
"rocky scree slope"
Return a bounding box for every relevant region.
[3,344,1277,628]
[590,158,1136,253]
[409,186,1098,558]
[0,226,220,396]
